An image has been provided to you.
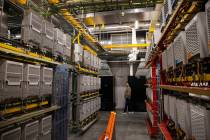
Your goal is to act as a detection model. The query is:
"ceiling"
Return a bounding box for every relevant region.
[65,0,163,60]
[66,0,162,15]
[78,8,153,26]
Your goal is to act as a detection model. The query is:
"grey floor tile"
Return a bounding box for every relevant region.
[69,111,150,140]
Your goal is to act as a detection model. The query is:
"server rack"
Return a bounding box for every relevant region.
[145,1,210,140]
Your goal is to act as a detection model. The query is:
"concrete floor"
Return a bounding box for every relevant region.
[70,112,151,140]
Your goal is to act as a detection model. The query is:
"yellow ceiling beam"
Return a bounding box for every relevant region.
[49,1,99,45]
[103,44,150,49]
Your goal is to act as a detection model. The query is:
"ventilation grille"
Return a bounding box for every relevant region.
[167,44,175,69]
[28,65,40,84]
[41,116,52,133]
[164,94,169,116]
[176,99,189,135]
[24,121,39,140]
[31,13,42,33]
[185,22,200,59]
[160,8,164,25]
[44,22,54,40]
[162,50,168,70]
[111,33,132,44]
[55,29,64,45]
[170,0,178,9]
[43,68,53,83]
[64,34,71,47]
[6,61,23,85]
[1,127,21,140]
[190,104,207,140]
[174,33,186,65]
[164,0,169,18]
[207,7,210,41]
[169,96,176,122]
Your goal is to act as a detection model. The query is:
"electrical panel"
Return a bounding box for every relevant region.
[185,12,208,60]
[173,31,187,65]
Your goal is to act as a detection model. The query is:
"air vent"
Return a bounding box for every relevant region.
[174,31,187,65]
[185,12,208,60]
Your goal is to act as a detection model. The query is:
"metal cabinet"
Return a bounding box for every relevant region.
[0,60,23,102]
[42,20,54,53]
[22,64,40,98]
[21,10,43,46]
[40,67,53,96]
[22,121,39,140]
[0,127,21,140]
[54,28,64,56]
[39,115,52,140]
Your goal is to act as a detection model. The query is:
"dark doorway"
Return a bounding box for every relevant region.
[128,76,146,112]
[99,76,115,111]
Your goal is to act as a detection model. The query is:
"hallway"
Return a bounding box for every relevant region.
[70,112,150,140]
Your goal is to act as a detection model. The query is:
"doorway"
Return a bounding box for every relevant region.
[128,76,147,112]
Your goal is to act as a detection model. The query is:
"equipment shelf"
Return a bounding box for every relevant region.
[160,85,210,96]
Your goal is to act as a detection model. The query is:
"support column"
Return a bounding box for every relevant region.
[130,63,133,76]
[132,28,137,44]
